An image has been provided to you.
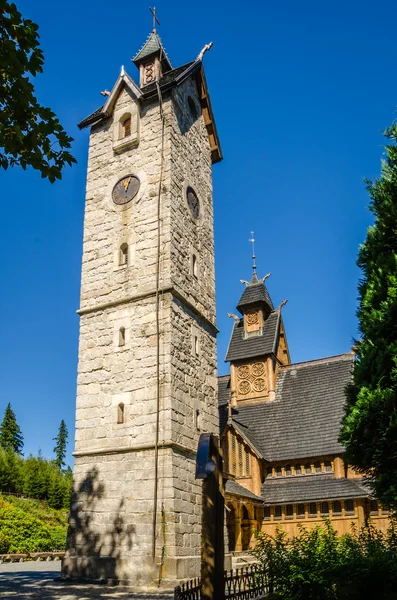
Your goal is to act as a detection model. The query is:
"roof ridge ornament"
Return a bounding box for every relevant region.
[276,299,288,312]
[196,42,213,62]
[227,313,240,323]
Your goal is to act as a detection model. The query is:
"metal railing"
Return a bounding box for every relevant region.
[174,566,268,600]
[0,551,65,563]
[174,577,201,600]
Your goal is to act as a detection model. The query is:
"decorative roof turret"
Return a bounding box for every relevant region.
[132,29,172,73]
[236,275,274,316]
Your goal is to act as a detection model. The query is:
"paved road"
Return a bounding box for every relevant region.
[0,563,173,599]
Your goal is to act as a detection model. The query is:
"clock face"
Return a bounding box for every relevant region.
[186,186,200,219]
[112,175,140,205]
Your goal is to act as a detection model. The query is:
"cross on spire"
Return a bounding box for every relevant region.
[149,6,160,31]
[249,231,258,282]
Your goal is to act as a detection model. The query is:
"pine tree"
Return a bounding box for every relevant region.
[340,118,397,508]
[0,403,24,454]
[53,420,68,470]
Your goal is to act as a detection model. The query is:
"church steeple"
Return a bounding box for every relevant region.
[226,271,290,406]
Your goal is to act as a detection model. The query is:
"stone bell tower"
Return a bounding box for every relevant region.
[62,24,222,586]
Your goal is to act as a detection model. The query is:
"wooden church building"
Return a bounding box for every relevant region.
[219,272,389,553]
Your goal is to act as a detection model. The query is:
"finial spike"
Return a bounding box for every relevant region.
[248,231,257,282]
[149,6,160,31]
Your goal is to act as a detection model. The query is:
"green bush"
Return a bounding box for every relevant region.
[0,495,68,553]
[0,530,10,553]
[250,519,397,600]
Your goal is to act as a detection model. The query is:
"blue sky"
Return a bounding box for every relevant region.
[1,0,396,465]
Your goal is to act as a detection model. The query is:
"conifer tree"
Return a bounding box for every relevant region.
[53,420,68,470]
[0,403,24,454]
[340,119,397,508]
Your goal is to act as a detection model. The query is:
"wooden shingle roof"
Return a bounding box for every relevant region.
[219,353,354,462]
[262,474,369,505]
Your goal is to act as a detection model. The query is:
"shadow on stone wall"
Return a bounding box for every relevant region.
[62,467,135,582]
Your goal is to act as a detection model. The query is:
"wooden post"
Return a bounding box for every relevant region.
[200,434,225,600]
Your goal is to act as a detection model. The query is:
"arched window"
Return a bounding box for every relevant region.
[294,464,302,475]
[245,450,250,475]
[276,466,282,477]
[370,500,378,513]
[195,408,200,431]
[321,502,329,514]
[324,460,332,472]
[188,96,198,120]
[119,327,125,347]
[314,461,322,473]
[309,503,317,516]
[297,503,305,516]
[305,463,312,474]
[241,505,249,520]
[345,499,354,513]
[231,435,237,474]
[238,441,243,475]
[264,506,271,520]
[332,500,342,514]
[119,243,128,266]
[286,504,293,517]
[285,464,291,476]
[121,115,131,138]
[266,466,273,477]
[192,254,198,278]
[117,403,124,424]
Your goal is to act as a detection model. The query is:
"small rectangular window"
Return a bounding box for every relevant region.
[274,505,282,519]
[264,506,271,520]
[286,504,293,518]
[345,499,354,514]
[285,465,291,476]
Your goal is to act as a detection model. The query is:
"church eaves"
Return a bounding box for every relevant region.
[225,311,280,362]
[77,58,222,163]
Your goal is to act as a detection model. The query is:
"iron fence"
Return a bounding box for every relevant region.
[174,565,269,600]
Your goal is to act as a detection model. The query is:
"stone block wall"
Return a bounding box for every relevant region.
[64,71,219,585]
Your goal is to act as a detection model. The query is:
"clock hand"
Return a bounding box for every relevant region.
[123,177,131,192]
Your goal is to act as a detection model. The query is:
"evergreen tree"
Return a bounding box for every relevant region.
[53,420,68,470]
[340,118,397,508]
[0,403,24,454]
[23,455,50,500]
[48,472,65,510]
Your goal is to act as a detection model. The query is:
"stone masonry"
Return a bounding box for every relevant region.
[62,50,219,587]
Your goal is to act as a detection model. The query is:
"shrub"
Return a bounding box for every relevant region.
[0,531,10,553]
[250,519,397,600]
[0,494,68,553]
